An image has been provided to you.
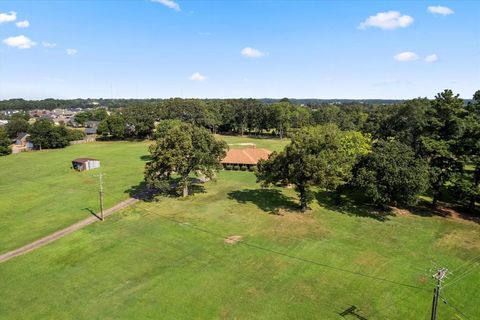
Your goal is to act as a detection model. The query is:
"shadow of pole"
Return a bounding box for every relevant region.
[83,207,102,221]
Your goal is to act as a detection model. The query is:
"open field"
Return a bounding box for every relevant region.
[0,141,150,253]
[215,134,289,152]
[0,135,479,319]
[0,135,286,254]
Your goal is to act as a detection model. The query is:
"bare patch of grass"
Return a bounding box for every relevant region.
[437,229,480,252]
[224,235,243,245]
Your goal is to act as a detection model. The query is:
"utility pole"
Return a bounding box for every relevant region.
[94,173,105,221]
[431,268,448,320]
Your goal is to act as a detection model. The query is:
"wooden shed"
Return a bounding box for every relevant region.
[72,158,100,171]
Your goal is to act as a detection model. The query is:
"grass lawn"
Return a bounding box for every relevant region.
[1,172,479,319]
[215,134,289,152]
[0,141,150,253]
[0,135,284,253]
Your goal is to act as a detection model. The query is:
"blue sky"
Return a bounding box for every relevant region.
[0,0,478,99]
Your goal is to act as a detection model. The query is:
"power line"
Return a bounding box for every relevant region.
[104,190,430,293]
[442,262,479,290]
[450,254,480,275]
[440,294,472,320]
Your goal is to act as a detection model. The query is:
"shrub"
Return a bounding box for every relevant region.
[233,165,240,171]
[240,165,247,171]
[67,128,86,141]
[225,164,233,170]
[249,165,257,172]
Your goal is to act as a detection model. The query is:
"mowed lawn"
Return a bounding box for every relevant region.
[0,141,150,253]
[0,135,286,254]
[215,134,289,152]
[1,170,479,319]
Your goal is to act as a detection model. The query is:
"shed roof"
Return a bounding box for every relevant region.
[221,148,271,165]
[16,132,29,140]
[72,158,99,163]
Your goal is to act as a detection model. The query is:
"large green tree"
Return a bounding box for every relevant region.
[28,119,70,149]
[377,98,431,152]
[0,127,12,156]
[420,90,466,206]
[97,114,126,139]
[145,123,228,197]
[269,102,292,139]
[455,90,480,210]
[256,124,371,211]
[5,118,30,139]
[352,140,429,207]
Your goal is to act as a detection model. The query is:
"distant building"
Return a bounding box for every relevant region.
[13,132,34,153]
[15,132,33,149]
[85,127,97,135]
[72,158,101,171]
[221,147,271,168]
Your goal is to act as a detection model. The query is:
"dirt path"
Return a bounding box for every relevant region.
[0,197,138,264]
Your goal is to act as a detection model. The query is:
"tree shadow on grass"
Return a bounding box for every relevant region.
[125,178,206,202]
[406,199,480,224]
[227,188,299,214]
[140,155,151,162]
[315,190,392,222]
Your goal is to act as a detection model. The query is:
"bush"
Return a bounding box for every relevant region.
[67,128,86,141]
[225,164,233,170]
[240,165,247,171]
[233,165,240,171]
[249,165,257,172]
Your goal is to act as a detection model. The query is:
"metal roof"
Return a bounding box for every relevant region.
[72,158,99,163]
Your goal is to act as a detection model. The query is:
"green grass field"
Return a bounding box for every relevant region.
[214,134,289,152]
[0,136,479,319]
[0,141,151,253]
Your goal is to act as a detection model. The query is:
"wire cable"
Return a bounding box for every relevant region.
[104,189,430,293]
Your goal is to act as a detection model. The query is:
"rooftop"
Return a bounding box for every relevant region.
[72,158,99,163]
[221,147,271,165]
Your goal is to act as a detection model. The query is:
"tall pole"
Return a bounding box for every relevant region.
[95,173,105,221]
[431,268,448,320]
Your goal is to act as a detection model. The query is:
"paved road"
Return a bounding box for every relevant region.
[0,197,138,264]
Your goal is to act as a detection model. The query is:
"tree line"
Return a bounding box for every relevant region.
[1,89,478,213]
[141,90,479,213]
[0,116,86,155]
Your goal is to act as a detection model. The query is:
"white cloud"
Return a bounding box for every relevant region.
[16,20,29,28]
[66,48,78,56]
[3,35,36,49]
[189,72,207,81]
[42,41,57,48]
[424,54,438,63]
[394,51,419,62]
[428,6,454,15]
[241,47,267,58]
[0,11,16,24]
[359,11,414,30]
[151,0,180,12]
